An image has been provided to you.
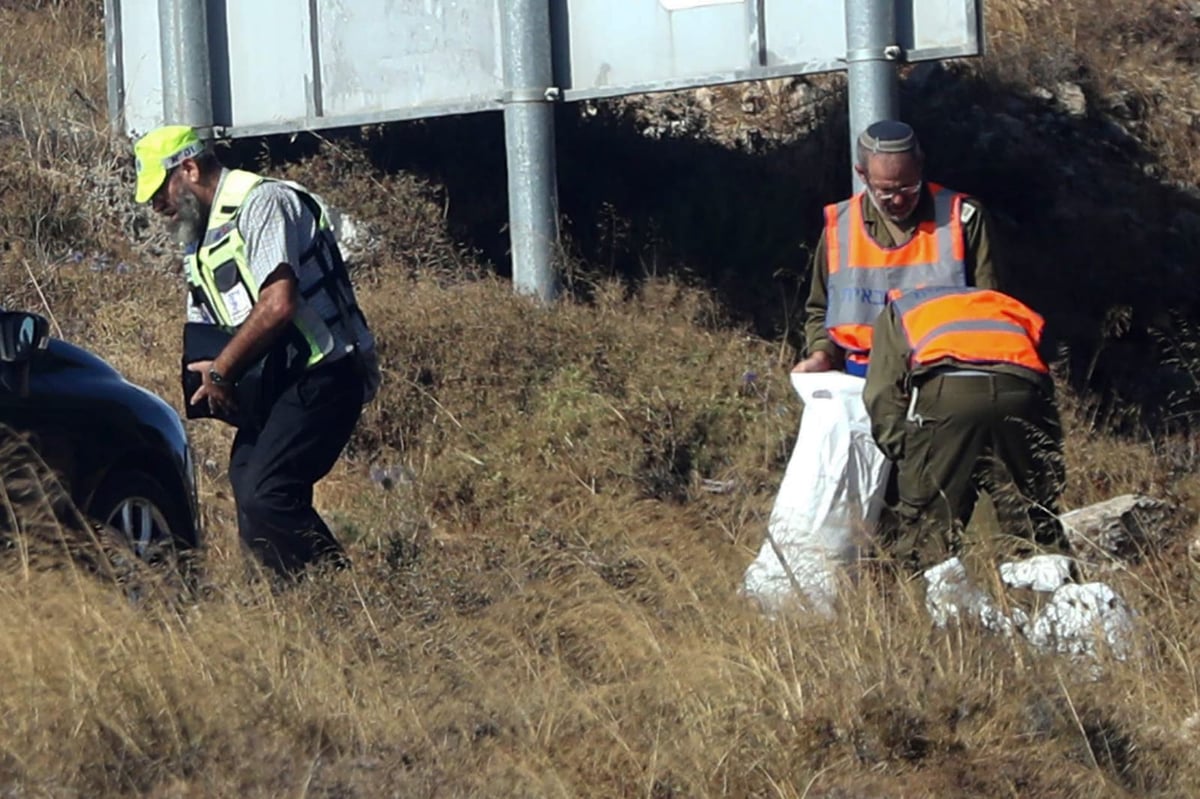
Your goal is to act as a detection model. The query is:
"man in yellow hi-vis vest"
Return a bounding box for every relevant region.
[134,125,380,580]
[864,285,1070,573]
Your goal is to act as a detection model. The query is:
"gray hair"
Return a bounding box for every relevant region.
[191,147,223,178]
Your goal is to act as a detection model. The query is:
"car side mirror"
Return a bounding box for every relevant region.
[0,313,49,398]
[0,312,49,363]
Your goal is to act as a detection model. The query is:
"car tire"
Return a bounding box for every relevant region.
[89,470,188,560]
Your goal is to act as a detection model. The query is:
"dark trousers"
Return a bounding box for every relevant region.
[881,371,1069,573]
[228,356,364,578]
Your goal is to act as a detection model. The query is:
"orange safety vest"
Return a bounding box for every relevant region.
[889,286,1048,374]
[824,183,969,372]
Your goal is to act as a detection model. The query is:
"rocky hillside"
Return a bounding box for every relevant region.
[0,1,1199,797]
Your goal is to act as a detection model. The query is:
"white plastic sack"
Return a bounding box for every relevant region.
[742,372,891,616]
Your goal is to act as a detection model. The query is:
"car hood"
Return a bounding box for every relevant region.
[44,338,125,378]
[37,338,186,438]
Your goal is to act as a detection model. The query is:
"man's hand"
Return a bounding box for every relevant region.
[791,350,834,374]
[187,359,237,416]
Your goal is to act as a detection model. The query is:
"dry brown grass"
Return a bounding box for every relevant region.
[984,0,1200,182]
[1,1,1200,797]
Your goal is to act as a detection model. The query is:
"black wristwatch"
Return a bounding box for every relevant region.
[208,367,231,387]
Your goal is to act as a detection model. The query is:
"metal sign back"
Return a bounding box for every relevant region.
[107,0,982,138]
[556,0,981,100]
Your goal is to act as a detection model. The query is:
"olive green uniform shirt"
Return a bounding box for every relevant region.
[863,301,1067,569]
[802,188,1002,364]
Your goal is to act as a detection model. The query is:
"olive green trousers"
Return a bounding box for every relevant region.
[879,371,1070,574]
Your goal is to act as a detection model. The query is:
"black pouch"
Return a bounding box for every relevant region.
[182,322,312,429]
[181,323,266,429]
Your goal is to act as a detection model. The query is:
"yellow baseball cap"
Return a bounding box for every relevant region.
[133,125,208,203]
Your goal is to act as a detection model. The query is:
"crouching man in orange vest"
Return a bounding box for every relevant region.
[863,286,1072,573]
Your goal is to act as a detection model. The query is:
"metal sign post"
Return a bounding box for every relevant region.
[156,0,212,133]
[845,0,900,193]
[501,0,561,302]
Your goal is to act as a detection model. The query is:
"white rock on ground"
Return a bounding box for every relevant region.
[1026,582,1136,660]
[1059,493,1174,559]
[999,554,1075,592]
[923,557,1023,636]
[923,555,1136,661]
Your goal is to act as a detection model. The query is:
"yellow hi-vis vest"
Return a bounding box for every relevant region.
[184,169,371,369]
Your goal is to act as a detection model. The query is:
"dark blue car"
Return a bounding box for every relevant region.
[0,311,200,556]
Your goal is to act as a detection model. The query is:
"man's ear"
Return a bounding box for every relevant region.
[853,163,867,181]
[178,157,202,184]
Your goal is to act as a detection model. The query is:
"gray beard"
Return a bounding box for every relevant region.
[169,186,206,246]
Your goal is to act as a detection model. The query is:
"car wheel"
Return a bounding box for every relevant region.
[89,470,185,559]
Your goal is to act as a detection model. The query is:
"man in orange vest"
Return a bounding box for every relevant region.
[793,120,1001,377]
[863,286,1071,572]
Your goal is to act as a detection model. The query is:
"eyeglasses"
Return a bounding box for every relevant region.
[870,180,922,202]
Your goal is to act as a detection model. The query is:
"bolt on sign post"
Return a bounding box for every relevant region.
[106,0,983,300]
